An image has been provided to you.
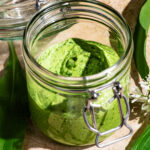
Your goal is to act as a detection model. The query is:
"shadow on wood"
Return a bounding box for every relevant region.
[123,0,145,91]
[23,121,94,150]
[122,0,150,149]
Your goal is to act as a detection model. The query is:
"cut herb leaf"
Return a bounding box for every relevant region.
[134,0,150,79]
[132,124,150,150]
[0,41,29,150]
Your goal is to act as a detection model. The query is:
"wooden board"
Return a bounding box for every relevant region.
[1,0,150,150]
[22,1,150,150]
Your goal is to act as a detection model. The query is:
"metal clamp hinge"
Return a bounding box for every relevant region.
[36,0,48,10]
[83,81,133,148]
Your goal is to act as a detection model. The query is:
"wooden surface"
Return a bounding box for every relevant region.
[22,1,150,150]
[1,0,150,150]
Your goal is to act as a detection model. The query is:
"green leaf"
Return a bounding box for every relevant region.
[0,41,29,150]
[140,0,150,32]
[134,0,150,79]
[134,21,149,79]
[132,124,150,150]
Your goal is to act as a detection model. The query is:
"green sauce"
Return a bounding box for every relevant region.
[27,38,129,146]
[37,38,119,77]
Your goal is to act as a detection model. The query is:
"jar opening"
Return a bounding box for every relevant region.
[0,0,51,39]
[23,0,133,88]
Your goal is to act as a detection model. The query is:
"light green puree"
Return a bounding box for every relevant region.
[27,38,129,146]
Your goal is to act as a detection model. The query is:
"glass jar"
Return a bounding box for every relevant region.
[23,0,133,147]
[0,0,52,76]
[0,1,54,150]
[0,0,51,40]
[0,1,52,149]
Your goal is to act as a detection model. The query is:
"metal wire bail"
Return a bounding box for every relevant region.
[36,0,48,10]
[83,81,133,148]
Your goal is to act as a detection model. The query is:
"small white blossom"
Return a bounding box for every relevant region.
[142,104,150,112]
[131,76,150,113]
[147,77,150,82]
[139,81,148,86]
[131,94,141,99]
[132,87,142,95]
[131,99,138,103]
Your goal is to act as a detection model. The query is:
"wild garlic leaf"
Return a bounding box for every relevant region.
[134,0,150,79]
[132,125,150,150]
[131,77,150,149]
[0,41,29,150]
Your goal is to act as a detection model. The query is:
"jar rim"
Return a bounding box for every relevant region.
[23,0,133,85]
[0,0,50,40]
[0,0,35,23]
[0,0,34,7]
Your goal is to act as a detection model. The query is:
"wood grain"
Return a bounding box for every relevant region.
[22,0,148,150]
[0,0,149,150]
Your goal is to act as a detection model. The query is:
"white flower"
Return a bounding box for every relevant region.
[139,81,148,85]
[131,94,141,99]
[131,76,150,113]
[148,99,150,103]
[147,77,150,82]
[142,104,150,112]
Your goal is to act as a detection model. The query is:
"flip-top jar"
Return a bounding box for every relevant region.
[23,0,133,147]
[0,0,51,40]
[0,0,51,88]
[0,1,51,149]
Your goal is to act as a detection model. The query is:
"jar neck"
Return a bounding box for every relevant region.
[0,0,51,40]
[23,0,133,91]
[24,46,132,91]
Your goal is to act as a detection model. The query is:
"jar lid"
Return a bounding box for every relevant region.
[0,0,50,40]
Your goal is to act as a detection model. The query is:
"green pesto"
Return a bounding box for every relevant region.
[27,38,129,146]
[37,38,119,77]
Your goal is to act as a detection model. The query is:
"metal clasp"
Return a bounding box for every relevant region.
[36,0,48,10]
[83,81,133,148]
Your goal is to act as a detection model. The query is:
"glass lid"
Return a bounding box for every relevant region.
[0,0,51,40]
